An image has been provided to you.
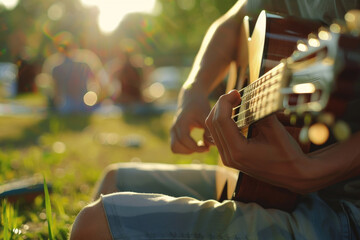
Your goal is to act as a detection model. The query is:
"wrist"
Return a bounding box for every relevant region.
[182,78,210,95]
[175,81,212,117]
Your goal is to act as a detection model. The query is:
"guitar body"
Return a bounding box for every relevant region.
[216,11,322,211]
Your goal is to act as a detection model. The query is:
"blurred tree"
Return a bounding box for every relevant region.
[0,0,102,62]
[0,0,236,66]
[110,0,236,66]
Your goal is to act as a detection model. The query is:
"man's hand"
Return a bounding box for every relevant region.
[170,87,214,154]
[205,90,314,193]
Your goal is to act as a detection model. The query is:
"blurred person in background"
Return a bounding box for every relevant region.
[70,1,360,239]
[16,57,39,94]
[51,43,94,113]
[112,51,144,105]
[105,46,171,115]
[40,32,103,114]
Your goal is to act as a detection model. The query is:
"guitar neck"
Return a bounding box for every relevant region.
[233,62,287,129]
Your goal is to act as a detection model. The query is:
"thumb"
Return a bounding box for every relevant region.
[203,126,214,147]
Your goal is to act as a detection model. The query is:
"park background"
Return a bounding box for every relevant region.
[0,0,236,238]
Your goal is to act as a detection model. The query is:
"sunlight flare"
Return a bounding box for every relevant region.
[80,0,157,34]
[0,0,19,10]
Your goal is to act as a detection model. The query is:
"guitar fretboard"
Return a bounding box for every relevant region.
[233,62,287,128]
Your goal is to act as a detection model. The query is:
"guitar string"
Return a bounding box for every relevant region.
[232,81,281,119]
[233,97,280,127]
[232,64,284,103]
[235,77,281,106]
[231,76,282,119]
[231,61,323,121]
[234,73,279,100]
[232,65,284,112]
[233,87,281,127]
[233,77,323,127]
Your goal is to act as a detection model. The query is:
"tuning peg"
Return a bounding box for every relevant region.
[304,113,312,126]
[332,120,351,141]
[330,23,342,33]
[299,126,309,144]
[290,114,297,125]
[298,114,313,144]
[308,34,320,48]
[296,40,308,52]
[345,10,360,33]
[318,27,332,41]
[329,21,347,34]
[284,109,291,116]
[317,113,335,126]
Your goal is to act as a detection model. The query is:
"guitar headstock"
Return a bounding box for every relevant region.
[282,10,360,145]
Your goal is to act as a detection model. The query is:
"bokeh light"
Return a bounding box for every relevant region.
[47,2,65,21]
[144,57,154,66]
[308,38,320,47]
[297,42,308,52]
[308,123,329,145]
[318,29,331,40]
[52,141,66,154]
[177,0,195,10]
[330,23,341,33]
[83,91,98,106]
[148,82,165,99]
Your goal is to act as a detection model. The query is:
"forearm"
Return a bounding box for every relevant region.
[183,0,248,96]
[170,1,248,154]
[304,132,360,192]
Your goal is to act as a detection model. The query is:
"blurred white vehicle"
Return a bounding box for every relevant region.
[0,62,17,98]
[145,66,188,102]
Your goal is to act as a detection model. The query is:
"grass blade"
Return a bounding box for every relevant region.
[1,200,9,240]
[43,176,53,240]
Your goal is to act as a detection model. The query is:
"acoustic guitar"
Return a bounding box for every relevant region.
[216,10,360,212]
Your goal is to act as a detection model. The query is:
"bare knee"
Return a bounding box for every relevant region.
[93,164,120,199]
[70,199,112,240]
[102,165,119,189]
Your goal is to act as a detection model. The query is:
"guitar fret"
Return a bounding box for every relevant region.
[240,96,281,125]
[234,63,286,128]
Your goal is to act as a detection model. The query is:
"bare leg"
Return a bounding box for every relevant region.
[92,164,119,200]
[70,198,112,240]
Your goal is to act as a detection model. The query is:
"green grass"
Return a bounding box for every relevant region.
[43,177,53,240]
[0,95,218,239]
